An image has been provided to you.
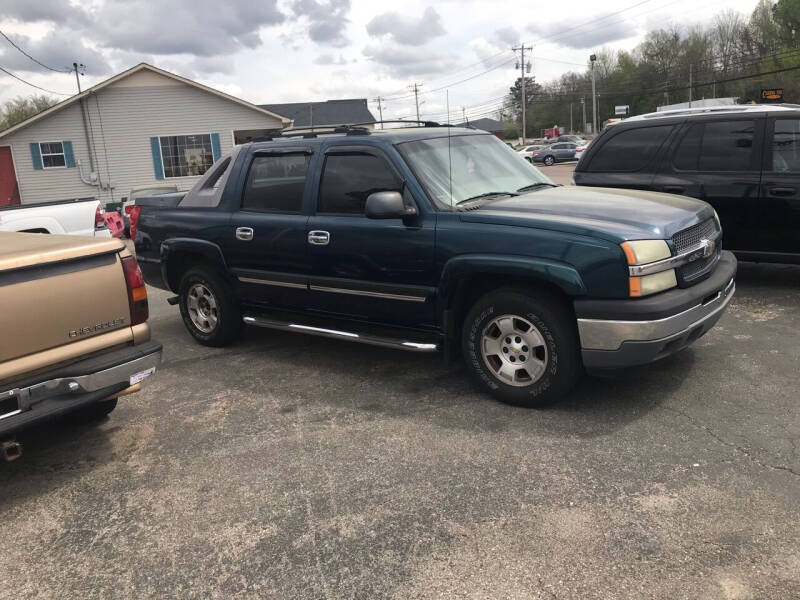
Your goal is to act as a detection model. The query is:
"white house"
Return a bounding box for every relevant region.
[0,63,291,207]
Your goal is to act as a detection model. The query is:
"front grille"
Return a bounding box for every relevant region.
[672,218,717,254]
[679,251,718,280]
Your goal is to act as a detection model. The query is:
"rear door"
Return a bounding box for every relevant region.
[305,144,437,329]
[655,117,764,252]
[759,116,800,255]
[223,147,313,310]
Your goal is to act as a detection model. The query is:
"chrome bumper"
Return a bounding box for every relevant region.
[578,277,735,351]
[0,349,161,420]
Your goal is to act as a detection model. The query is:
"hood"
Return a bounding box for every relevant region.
[458,186,714,243]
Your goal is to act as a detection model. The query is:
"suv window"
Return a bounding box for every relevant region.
[770,119,800,172]
[673,120,756,172]
[318,152,401,215]
[242,154,309,213]
[586,125,672,172]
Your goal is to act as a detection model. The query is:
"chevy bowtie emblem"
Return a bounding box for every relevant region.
[700,238,715,258]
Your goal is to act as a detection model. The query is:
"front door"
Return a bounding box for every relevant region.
[306,146,437,329]
[0,147,20,207]
[759,116,800,255]
[656,118,764,252]
[223,148,312,310]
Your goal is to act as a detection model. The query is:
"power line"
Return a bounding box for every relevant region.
[0,30,72,73]
[0,64,72,95]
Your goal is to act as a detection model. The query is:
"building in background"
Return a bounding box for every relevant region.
[0,63,291,207]
[456,117,507,139]
[259,99,376,132]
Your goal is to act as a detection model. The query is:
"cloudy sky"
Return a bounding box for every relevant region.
[1,0,761,123]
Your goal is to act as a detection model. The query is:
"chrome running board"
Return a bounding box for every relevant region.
[242,315,439,353]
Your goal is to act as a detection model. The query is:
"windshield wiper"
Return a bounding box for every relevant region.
[455,191,518,206]
[517,182,557,193]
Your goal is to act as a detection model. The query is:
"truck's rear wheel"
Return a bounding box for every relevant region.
[178,266,241,347]
[462,288,580,407]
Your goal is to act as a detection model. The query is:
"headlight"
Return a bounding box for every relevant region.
[621,240,677,297]
[621,240,671,264]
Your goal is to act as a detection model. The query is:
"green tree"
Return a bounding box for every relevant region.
[0,95,57,131]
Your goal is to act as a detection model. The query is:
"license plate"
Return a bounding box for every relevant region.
[130,367,156,386]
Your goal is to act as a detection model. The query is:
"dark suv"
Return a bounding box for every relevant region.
[134,125,736,407]
[574,105,800,263]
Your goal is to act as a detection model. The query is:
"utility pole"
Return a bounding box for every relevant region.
[688,64,693,106]
[462,106,468,126]
[581,97,586,133]
[513,45,532,143]
[73,62,95,172]
[569,102,573,133]
[374,96,384,128]
[409,83,422,121]
[590,54,597,135]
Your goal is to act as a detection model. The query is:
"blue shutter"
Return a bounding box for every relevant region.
[210,133,221,162]
[150,137,164,180]
[63,141,76,168]
[30,143,43,170]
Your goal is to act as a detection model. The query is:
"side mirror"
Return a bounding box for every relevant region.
[364,191,417,219]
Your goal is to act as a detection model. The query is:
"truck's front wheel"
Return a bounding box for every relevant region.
[178,266,241,347]
[462,289,580,407]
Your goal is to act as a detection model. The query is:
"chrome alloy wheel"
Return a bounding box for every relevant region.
[480,314,548,387]
[186,283,219,333]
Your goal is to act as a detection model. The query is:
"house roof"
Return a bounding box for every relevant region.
[455,117,506,133]
[0,63,292,140]
[259,99,376,127]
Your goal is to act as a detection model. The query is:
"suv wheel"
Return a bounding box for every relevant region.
[179,266,241,347]
[543,155,555,166]
[462,289,580,407]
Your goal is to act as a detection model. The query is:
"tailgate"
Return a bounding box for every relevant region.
[0,232,130,364]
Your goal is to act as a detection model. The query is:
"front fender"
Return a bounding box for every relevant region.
[439,254,586,310]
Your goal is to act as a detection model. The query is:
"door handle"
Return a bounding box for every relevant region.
[768,186,796,196]
[308,230,330,246]
[663,185,685,194]
[235,227,254,241]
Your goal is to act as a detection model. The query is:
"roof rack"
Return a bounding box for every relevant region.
[627,103,800,122]
[251,123,373,142]
[351,119,445,128]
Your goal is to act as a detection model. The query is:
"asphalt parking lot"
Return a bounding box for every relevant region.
[1,248,799,598]
[537,161,577,186]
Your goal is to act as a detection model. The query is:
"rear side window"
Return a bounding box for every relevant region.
[673,120,756,172]
[242,154,309,213]
[586,125,672,172]
[770,119,800,172]
[318,153,401,215]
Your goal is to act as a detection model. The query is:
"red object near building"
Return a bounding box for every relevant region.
[104,210,125,238]
[544,126,560,139]
[0,146,21,207]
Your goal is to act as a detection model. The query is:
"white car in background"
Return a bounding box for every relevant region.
[517,145,545,162]
[574,141,592,161]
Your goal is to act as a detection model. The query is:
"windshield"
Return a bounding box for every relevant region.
[398,133,554,208]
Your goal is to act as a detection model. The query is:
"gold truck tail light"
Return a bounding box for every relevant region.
[121,255,148,325]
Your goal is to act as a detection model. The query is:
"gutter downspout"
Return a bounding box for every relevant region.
[73,62,95,173]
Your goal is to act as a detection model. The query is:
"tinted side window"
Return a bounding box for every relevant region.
[770,119,800,172]
[242,154,309,213]
[674,120,756,171]
[318,153,401,215]
[586,125,673,172]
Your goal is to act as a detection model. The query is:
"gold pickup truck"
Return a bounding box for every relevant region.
[0,232,161,460]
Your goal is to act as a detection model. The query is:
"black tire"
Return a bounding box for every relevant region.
[462,288,580,407]
[68,398,117,424]
[178,266,242,347]
[543,155,555,166]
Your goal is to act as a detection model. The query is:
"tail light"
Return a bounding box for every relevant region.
[576,147,585,153]
[94,204,106,229]
[121,255,148,325]
[124,205,134,215]
[128,206,142,240]
[533,151,540,156]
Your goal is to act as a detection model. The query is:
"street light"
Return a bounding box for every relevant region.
[590,53,597,135]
